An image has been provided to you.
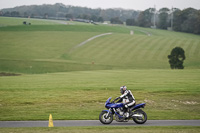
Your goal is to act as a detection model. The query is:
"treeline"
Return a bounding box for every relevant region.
[173,8,200,34]
[126,7,200,34]
[0,3,139,22]
[0,3,199,34]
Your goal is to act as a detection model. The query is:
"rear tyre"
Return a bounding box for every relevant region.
[132,109,147,124]
[99,111,113,124]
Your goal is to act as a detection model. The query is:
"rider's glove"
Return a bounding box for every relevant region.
[112,97,119,103]
[114,97,120,101]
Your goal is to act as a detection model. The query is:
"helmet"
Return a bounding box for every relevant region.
[120,86,127,94]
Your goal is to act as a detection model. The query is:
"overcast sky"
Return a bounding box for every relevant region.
[0,0,200,10]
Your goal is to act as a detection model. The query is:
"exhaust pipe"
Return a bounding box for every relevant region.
[132,114,143,117]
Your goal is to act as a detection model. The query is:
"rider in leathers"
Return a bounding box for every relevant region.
[114,86,135,118]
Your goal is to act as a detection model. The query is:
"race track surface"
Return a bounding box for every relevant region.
[0,120,200,127]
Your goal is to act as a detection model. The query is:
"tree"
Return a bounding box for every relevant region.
[172,8,182,31]
[98,17,104,22]
[110,17,123,24]
[126,18,136,26]
[10,11,20,17]
[23,12,29,18]
[65,13,73,19]
[181,8,199,34]
[3,11,10,16]
[91,15,98,22]
[193,10,200,34]
[137,8,154,27]
[77,14,91,19]
[173,8,200,34]
[158,8,170,29]
[44,13,48,19]
[168,47,186,69]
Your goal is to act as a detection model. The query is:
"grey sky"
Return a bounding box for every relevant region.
[0,0,200,10]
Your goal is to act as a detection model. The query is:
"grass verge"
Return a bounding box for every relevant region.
[0,126,199,133]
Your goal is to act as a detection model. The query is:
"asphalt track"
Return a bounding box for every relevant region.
[0,120,199,127]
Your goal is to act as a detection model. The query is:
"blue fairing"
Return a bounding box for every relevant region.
[106,103,124,108]
[131,103,146,110]
[105,97,124,109]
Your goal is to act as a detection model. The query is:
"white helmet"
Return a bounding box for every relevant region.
[120,86,127,94]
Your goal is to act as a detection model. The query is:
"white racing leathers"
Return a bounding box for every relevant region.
[119,90,135,108]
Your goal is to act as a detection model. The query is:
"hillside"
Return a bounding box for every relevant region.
[0,17,200,74]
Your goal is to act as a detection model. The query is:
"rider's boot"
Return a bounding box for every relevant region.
[125,108,130,118]
[126,107,134,118]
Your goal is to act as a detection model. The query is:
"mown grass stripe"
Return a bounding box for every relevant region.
[141,37,163,60]
[73,33,112,49]
[193,40,200,57]
[146,37,166,60]
[102,35,132,65]
[182,39,194,52]
[80,36,109,56]
[188,40,199,58]
[137,36,164,60]
[125,36,150,62]
[135,37,156,60]
[159,38,183,61]
[72,34,118,63]
[86,36,114,62]
[130,36,152,60]
[90,38,113,62]
[158,39,177,60]
[92,34,123,63]
[122,36,145,64]
[70,34,107,60]
[179,39,194,61]
[93,35,120,61]
[153,38,171,60]
[108,35,135,64]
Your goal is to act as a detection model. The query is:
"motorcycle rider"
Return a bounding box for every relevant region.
[114,86,135,118]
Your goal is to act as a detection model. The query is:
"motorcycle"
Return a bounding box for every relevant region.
[99,97,147,124]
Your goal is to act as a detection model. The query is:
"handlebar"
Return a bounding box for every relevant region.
[111,100,115,103]
[111,97,120,103]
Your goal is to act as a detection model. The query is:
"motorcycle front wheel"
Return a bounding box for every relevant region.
[99,111,113,124]
[132,109,147,124]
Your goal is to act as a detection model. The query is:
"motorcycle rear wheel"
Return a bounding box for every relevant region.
[132,109,147,124]
[99,111,113,124]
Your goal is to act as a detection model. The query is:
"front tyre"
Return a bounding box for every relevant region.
[99,111,113,124]
[132,109,147,124]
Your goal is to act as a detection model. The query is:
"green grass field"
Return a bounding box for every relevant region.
[0,69,199,120]
[0,17,200,121]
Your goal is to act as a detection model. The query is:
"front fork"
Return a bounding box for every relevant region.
[105,108,112,118]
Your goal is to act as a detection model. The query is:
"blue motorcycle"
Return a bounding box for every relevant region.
[99,97,147,124]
